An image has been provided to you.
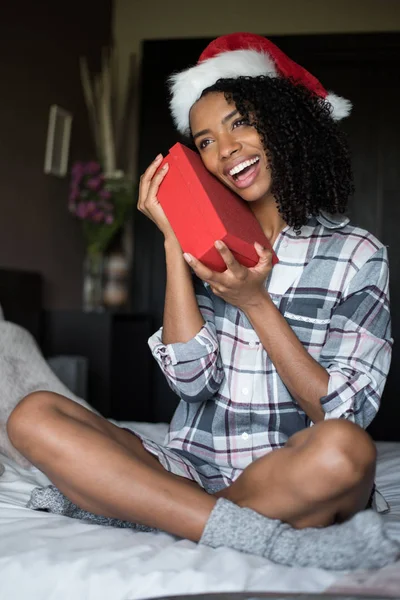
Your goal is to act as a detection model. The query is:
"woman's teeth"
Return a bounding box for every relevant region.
[229,157,259,177]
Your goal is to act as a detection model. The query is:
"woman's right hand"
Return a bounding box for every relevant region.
[137,154,176,241]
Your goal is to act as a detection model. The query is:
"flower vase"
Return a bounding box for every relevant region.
[103,252,130,310]
[82,251,105,312]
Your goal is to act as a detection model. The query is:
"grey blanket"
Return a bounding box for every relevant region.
[0,321,96,469]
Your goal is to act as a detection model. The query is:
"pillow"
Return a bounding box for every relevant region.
[0,321,97,470]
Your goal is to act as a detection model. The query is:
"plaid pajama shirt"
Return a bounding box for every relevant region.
[142,212,392,493]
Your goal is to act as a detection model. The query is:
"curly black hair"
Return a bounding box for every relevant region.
[190,76,354,231]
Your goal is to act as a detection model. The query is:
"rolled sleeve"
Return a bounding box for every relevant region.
[319,246,392,427]
[149,324,219,367]
[148,278,224,403]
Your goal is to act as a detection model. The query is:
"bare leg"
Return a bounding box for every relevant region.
[8,392,376,540]
[7,392,215,541]
[219,419,376,528]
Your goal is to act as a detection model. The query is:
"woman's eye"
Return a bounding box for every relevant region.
[199,138,212,150]
[232,118,249,129]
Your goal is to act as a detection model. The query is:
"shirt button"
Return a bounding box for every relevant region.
[249,340,257,348]
[164,356,172,366]
[242,387,249,396]
[241,432,249,440]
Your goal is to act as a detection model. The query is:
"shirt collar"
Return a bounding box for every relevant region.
[313,210,350,230]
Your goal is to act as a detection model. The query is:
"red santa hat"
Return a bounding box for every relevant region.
[169,32,352,135]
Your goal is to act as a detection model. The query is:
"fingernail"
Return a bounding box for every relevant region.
[214,240,223,249]
[183,253,193,263]
[154,154,162,161]
[161,163,169,171]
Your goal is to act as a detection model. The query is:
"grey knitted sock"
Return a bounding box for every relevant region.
[200,498,400,570]
[27,485,156,532]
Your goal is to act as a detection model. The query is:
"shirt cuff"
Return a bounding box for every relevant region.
[320,369,372,419]
[148,323,219,367]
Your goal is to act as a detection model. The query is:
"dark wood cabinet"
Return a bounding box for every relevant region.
[43,311,154,422]
[0,268,43,343]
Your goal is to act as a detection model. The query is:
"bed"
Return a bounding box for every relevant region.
[1,424,400,599]
[0,268,399,600]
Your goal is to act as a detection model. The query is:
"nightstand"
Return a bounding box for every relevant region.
[43,311,154,421]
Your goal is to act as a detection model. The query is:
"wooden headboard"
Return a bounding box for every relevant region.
[0,268,43,342]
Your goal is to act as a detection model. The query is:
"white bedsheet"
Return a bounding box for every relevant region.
[0,422,399,600]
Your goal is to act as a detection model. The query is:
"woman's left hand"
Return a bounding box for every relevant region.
[183,240,273,310]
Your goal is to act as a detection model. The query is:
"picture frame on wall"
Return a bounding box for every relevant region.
[44,104,73,177]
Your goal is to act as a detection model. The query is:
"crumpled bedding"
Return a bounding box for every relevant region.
[0,422,399,600]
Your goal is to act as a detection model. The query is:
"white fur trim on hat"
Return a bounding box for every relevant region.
[325,92,352,121]
[169,49,277,135]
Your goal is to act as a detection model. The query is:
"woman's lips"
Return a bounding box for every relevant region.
[229,160,261,189]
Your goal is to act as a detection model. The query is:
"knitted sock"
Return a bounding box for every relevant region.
[199,498,400,570]
[27,485,156,532]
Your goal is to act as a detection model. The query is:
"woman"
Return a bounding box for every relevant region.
[7,33,395,568]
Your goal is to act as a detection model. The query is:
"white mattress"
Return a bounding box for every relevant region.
[0,421,399,600]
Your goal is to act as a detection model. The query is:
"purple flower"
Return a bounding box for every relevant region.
[85,161,101,175]
[71,165,85,188]
[72,162,84,177]
[99,189,112,200]
[69,188,80,203]
[105,214,114,225]
[86,201,97,215]
[76,202,89,219]
[86,176,103,191]
[91,210,105,223]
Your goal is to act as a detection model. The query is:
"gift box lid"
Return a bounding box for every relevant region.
[158,143,278,270]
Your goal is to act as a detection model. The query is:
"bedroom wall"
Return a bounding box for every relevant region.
[113,0,400,180]
[0,1,112,309]
[114,0,400,59]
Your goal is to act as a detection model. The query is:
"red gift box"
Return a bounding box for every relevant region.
[157,143,278,272]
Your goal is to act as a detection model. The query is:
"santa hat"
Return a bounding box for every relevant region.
[169,32,352,135]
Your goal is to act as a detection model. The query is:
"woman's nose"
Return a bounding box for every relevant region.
[218,134,241,159]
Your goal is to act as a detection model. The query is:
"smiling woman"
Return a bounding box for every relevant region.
[6,32,396,571]
[190,94,270,199]
[189,77,353,234]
